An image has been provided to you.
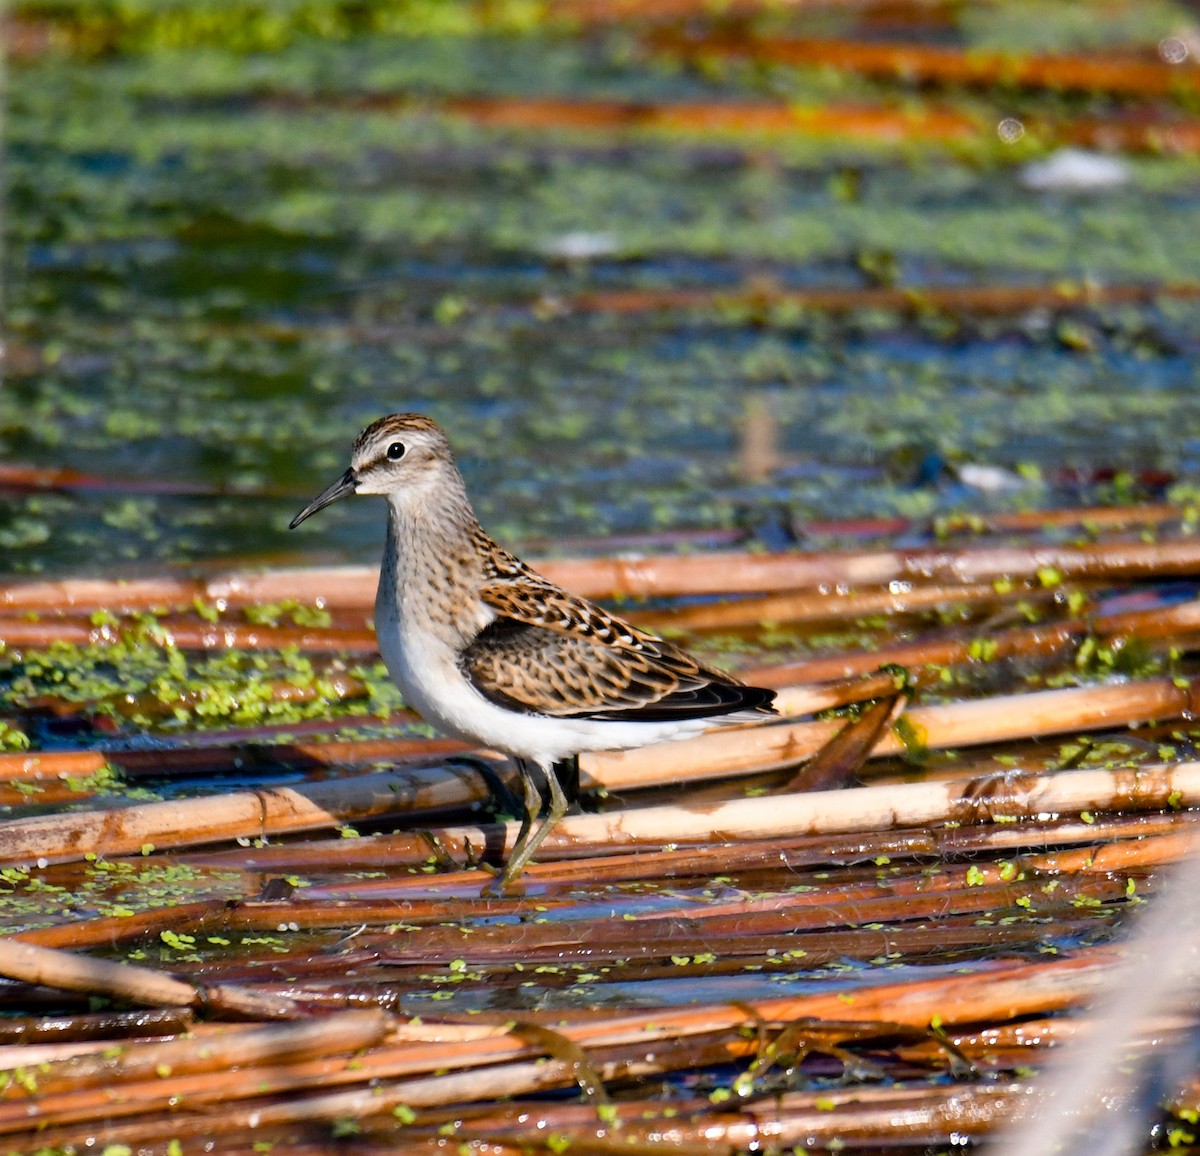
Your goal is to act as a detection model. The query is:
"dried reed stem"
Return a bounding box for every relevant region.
[0,939,299,1019]
[461,759,1200,858]
[0,762,494,866]
[589,676,1200,789]
[651,31,1200,98]
[7,532,1200,612]
[0,1010,388,1104]
[1,677,1191,865]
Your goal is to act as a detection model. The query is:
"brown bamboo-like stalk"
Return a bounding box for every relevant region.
[766,668,904,717]
[0,760,496,867]
[589,676,1200,791]
[0,780,100,807]
[6,532,1200,613]
[0,939,300,1019]
[0,1006,193,1047]
[2,675,1192,867]
[465,1082,1033,1148]
[568,279,1200,318]
[0,750,108,784]
[0,1009,389,1099]
[736,499,1178,547]
[555,535,1200,600]
[743,596,1200,688]
[116,734,467,775]
[4,951,1118,1149]
[1023,829,1200,875]
[163,807,1180,879]
[1067,115,1200,154]
[12,892,569,951]
[329,90,982,143]
[778,693,904,792]
[11,898,244,951]
[934,503,1193,536]
[256,809,1195,888]
[282,91,1200,156]
[739,628,1027,685]
[626,578,1031,632]
[649,31,1200,99]
[435,758,1200,861]
[0,738,467,785]
[615,856,1134,926]
[455,1083,1032,1147]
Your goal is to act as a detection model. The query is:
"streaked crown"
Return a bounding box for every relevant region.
[289,412,463,528]
[351,413,457,495]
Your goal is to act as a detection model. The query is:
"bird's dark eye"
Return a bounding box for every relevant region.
[386,442,406,461]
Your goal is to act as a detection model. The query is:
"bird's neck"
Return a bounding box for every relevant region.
[378,477,492,645]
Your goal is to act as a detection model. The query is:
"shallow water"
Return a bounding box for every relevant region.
[6,13,1200,577]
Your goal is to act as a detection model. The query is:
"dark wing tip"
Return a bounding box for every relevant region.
[584,679,776,723]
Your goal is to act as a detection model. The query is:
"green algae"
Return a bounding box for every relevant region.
[0,858,243,936]
[959,0,1190,53]
[18,0,554,55]
[0,722,32,751]
[0,611,405,730]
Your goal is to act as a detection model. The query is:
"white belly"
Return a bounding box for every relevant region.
[375,594,714,769]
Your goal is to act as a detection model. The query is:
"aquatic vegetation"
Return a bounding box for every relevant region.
[0,612,405,729]
[5,9,1200,576]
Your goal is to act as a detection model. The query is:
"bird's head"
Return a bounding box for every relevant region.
[289,413,456,528]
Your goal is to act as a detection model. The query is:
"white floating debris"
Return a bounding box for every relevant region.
[1020,148,1131,192]
[956,463,1029,493]
[540,231,620,260]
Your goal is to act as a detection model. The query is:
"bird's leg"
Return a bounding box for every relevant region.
[555,754,582,815]
[495,757,571,892]
[486,758,543,895]
[445,754,524,821]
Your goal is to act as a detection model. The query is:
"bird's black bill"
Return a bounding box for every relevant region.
[289,468,357,528]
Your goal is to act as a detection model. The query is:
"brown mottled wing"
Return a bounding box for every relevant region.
[461,579,776,720]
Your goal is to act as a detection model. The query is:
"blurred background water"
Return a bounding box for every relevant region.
[6,0,1200,575]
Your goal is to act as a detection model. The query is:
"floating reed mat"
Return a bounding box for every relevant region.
[4,522,1200,1150]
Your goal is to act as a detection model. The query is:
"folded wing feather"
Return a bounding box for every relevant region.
[459,580,776,721]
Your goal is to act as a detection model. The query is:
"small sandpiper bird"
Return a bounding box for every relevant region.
[290,414,776,889]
